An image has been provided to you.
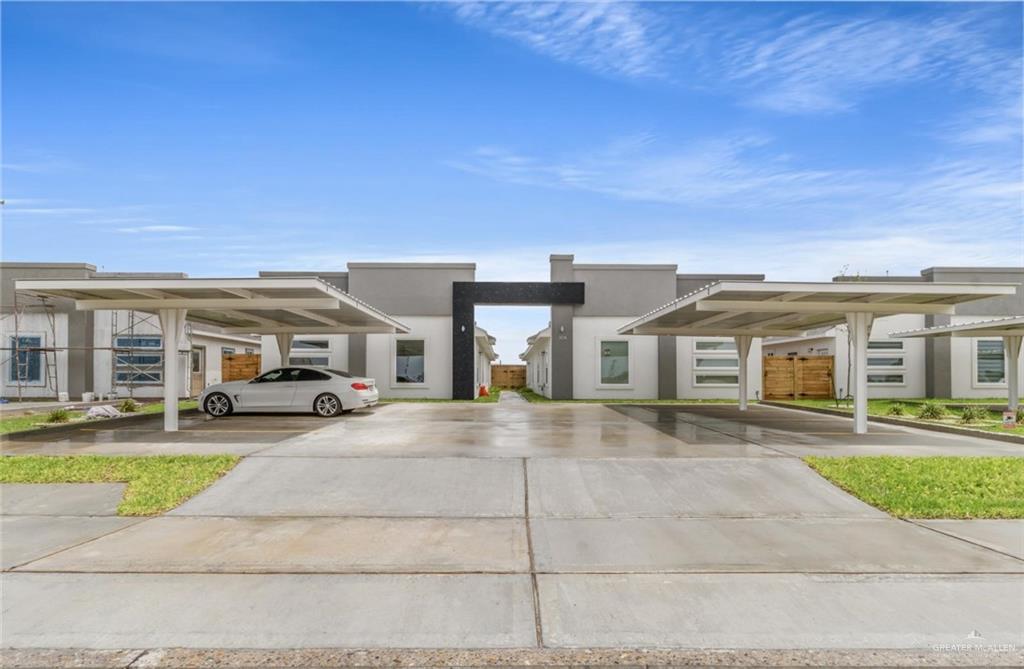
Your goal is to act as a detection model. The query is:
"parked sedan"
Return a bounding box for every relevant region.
[199,366,378,417]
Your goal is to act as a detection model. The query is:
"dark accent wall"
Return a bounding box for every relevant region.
[452,281,585,400]
[550,256,576,400]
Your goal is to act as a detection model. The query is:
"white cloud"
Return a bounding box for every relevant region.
[450,1,667,78]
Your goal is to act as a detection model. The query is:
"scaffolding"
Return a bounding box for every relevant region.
[1,299,194,402]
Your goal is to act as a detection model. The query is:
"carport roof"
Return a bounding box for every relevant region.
[890,315,1024,338]
[617,280,1017,337]
[15,277,411,334]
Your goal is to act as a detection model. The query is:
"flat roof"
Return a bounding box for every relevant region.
[15,277,410,335]
[618,280,1018,337]
[891,316,1024,339]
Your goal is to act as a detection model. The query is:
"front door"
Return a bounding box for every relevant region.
[190,347,206,397]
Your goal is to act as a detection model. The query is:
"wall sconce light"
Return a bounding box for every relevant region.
[461,325,466,333]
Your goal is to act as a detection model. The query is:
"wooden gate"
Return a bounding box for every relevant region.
[763,356,834,400]
[222,353,261,382]
[491,364,526,389]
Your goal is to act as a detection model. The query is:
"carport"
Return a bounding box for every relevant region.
[618,281,1016,433]
[891,315,1024,410]
[15,277,410,431]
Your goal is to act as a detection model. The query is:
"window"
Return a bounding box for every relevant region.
[114,335,162,385]
[190,348,204,373]
[297,368,330,382]
[599,340,629,385]
[693,338,739,386]
[221,347,236,355]
[695,374,740,385]
[289,355,330,367]
[395,339,425,384]
[115,336,161,348]
[977,340,1005,384]
[695,340,736,351]
[290,339,330,367]
[8,336,42,383]
[293,339,329,350]
[867,340,905,385]
[244,347,255,355]
[255,368,300,383]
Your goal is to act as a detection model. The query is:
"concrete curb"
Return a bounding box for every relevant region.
[762,401,1024,446]
[3,409,203,441]
[3,647,1023,668]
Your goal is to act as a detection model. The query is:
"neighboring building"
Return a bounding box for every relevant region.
[520,325,551,397]
[762,268,1024,399]
[1,263,259,401]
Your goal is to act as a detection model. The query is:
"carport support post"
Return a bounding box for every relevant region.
[734,335,752,411]
[846,312,871,434]
[275,334,294,369]
[158,308,187,432]
[1004,335,1022,411]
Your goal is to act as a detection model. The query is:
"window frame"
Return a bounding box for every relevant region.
[595,337,632,389]
[392,336,428,388]
[288,337,332,368]
[114,334,163,386]
[691,338,740,387]
[973,338,1007,387]
[866,339,906,387]
[7,333,45,386]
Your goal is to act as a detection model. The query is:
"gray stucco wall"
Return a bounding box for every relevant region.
[921,267,1024,398]
[259,271,349,293]
[572,265,678,317]
[676,273,766,297]
[549,255,575,400]
[347,263,475,316]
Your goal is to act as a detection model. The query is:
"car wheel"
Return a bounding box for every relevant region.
[314,393,342,417]
[204,392,233,417]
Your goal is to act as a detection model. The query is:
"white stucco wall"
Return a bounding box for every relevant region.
[572,317,659,400]
[1,311,69,399]
[947,316,1023,400]
[190,332,261,390]
[260,334,349,372]
[366,316,451,399]
[522,337,552,397]
[676,336,762,400]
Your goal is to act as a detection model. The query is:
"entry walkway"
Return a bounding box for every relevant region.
[3,401,1022,657]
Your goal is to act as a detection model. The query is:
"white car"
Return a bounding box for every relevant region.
[199,366,378,418]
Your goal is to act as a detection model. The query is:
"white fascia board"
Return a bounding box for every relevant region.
[891,315,1024,339]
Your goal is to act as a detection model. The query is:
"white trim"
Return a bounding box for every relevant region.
[595,337,633,390]
[391,335,428,389]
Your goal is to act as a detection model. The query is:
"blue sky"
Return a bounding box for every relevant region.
[3,2,1022,361]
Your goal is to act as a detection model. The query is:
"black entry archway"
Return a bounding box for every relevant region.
[452,281,585,399]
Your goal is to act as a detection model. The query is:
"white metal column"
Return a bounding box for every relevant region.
[1004,335,1022,411]
[734,335,753,411]
[275,333,294,368]
[158,308,187,432]
[846,312,872,434]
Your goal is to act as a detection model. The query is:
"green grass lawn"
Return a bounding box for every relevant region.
[0,400,198,435]
[0,454,239,515]
[781,398,1024,437]
[806,456,1024,518]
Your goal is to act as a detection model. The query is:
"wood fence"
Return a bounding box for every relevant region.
[222,353,262,382]
[762,355,834,400]
[491,364,526,389]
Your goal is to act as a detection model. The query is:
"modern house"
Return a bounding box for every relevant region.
[762,268,1024,399]
[5,259,1021,404]
[1,263,260,401]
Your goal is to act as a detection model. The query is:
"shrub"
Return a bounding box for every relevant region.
[45,408,71,424]
[118,399,140,413]
[959,405,988,424]
[916,401,946,420]
[886,403,906,417]
[1016,408,1024,424]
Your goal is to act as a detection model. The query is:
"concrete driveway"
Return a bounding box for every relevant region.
[3,398,1023,661]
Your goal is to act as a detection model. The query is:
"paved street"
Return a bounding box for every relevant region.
[3,400,1023,658]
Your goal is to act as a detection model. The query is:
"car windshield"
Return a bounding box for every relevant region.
[326,369,354,378]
